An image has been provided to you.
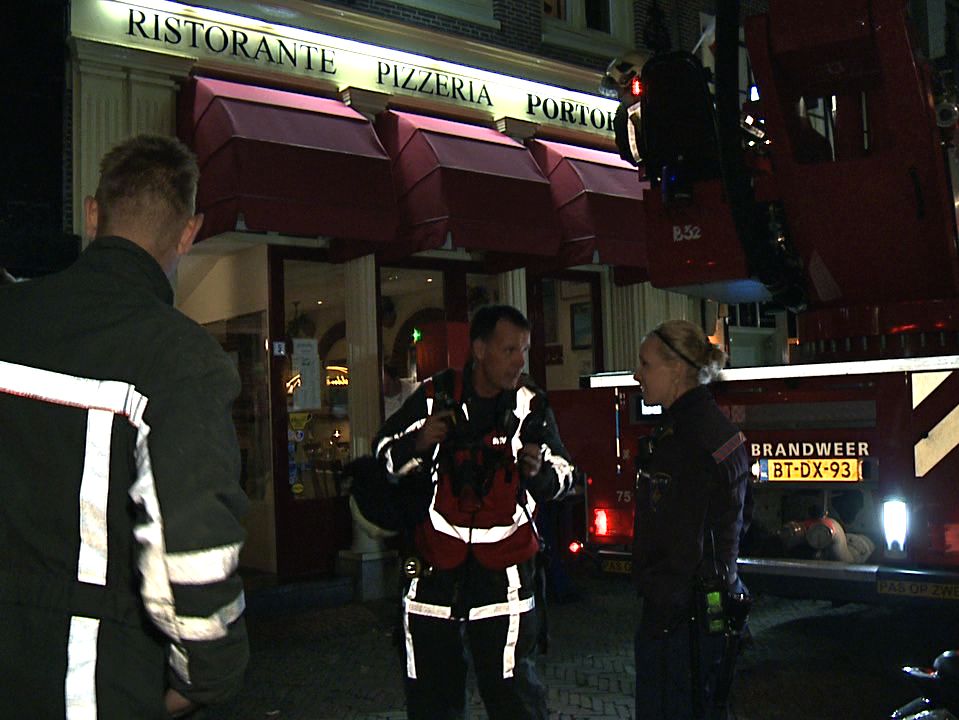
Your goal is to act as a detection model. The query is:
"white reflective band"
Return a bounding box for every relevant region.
[915,401,959,477]
[504,565,524,678]
[467,595,535,620]
[396,456,425,477]
[403,579,420,678]
[377,417,427,472]
[405,599,453,620]
[65,616,99,720]
[169,644,191,686]
[77,409,113,586]
[130,422,180,640]
[510,387,536,458]
[543,446,575,499]
[912,371,953,409]
[166,542,243,585]
[427,487,536,544]
[0,360,147,424]
[176,591,246,641]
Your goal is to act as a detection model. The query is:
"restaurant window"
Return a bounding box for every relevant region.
[205,312,272,504]
[283,260,350,501]
[543,0,632,56]
[175,243,274,572]
[542,278,596,391]
[380,267,446,392]
[379,268,501,414]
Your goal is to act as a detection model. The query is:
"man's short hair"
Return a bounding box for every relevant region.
[95,134,199,241]
[469,305,531,343]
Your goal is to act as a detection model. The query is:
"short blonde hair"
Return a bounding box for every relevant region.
[649,319,727,384]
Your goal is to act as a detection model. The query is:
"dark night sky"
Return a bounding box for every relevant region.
[0,0,75,276]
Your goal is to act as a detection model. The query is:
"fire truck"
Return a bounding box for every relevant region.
[550,0,959,604]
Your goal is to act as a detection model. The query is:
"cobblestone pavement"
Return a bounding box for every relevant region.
[209,567,959,720]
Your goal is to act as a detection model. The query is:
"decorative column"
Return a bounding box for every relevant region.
[498,267,528,316]
[602,269,699,372]
[340,252,396,600]
[498,267,529,371]
[70,39,191,244]
[344,252,379,460]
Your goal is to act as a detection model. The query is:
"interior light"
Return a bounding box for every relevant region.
[426,277,434,283]
[750,85,760,101]
[317,300,323,305]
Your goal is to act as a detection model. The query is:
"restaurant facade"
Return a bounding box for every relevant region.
[67,0,705,579]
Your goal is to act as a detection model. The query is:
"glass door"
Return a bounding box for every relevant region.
[269,249,351,580]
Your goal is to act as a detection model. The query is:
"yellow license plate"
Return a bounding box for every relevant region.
[601,558,632,574]
[759,458,861,482]
[877,579,959,600]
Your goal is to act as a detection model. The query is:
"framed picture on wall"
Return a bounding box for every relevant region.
[559,280,589,300]
[570,302,592,349]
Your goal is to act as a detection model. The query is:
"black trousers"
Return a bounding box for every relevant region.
[402,557,547,720]
[635,618,729,720]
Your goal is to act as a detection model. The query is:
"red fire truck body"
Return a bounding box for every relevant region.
[551,0,959,603]
[551,357,959,603]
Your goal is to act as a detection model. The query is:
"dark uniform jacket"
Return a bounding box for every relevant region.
[373,362,576,575]
[633,385,749,635]
[0,237,249,718]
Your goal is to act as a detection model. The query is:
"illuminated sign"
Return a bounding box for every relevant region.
[749,441,871,458]
[71,0,618,135]
[325,364,349,387]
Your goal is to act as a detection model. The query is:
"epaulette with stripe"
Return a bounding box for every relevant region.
[712,431,746,463]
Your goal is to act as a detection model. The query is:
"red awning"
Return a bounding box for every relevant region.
[530,139,648,271]
[182,77,397,243]
[376,111,560,257]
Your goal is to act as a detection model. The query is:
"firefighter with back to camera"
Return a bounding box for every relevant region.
[369,305,577,720]
[632,319,751,720]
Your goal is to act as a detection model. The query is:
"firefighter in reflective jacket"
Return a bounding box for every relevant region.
[632,320,751,720]
[0,136,248,718]
[372,305,576,720]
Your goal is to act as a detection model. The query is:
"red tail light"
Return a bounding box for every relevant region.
[568,541,583,554]
[630,76,644,97]
[594,509,609,536]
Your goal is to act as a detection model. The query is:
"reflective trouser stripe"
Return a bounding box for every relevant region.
[403,579,425,679]
[402,565,536,680]
[65,616,100,720]
[504,565,523,679]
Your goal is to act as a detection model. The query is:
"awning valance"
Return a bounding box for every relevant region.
[529,139,648,270]
[375,111,560,257]
[182,77,397,243]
